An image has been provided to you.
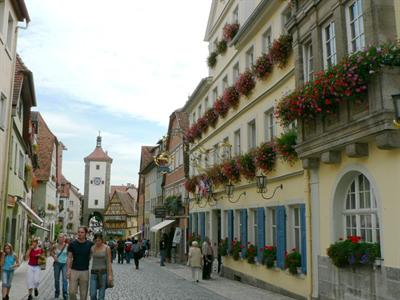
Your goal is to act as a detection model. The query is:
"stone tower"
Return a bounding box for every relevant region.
[83,134,112,226]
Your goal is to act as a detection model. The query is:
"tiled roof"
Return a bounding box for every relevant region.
[84,137,112,162]
[176,110,189,132]
[32,112,57,181]
[139,146,155,173]
[116,190,136,215]
[110,185,128,196]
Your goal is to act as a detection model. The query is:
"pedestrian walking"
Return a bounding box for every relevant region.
[51,233,68,300]
[67,226,93,300]
[90,233,113,300]
[187,241,202,283]
[132,240,141,270]
[25,238,44,300]
[1,243,19,300]
[117,239,124,264]
[124,239,133,264]
[107,238,116,263]
[159,235,167,266]
[201,237,213,280]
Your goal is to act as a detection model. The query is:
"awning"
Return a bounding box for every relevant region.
[131,231,142,237]
[16,199,44,224]
[150,220,175,232]
[30,222,50,232]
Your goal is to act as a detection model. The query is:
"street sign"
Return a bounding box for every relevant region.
[154,206,167,218]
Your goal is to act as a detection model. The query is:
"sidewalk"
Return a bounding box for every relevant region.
[144,256,295,300]
[8,256,54,300]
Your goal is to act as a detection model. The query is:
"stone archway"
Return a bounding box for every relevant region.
[88,211,103,239]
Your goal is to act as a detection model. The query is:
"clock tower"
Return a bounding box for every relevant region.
[83,134,113,226]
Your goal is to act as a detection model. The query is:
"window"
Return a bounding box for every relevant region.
[222,76,229,89]
[204,97,209,110]
[213,38,218,52]
[303,42,314,82]
[17,99,23,120]
[233,62,240,82]
[253,210,258,247]
[94,199,99,206]
[234,129,241,155]
[96,164,100,170]
[247,120,256,150]
[346,0,365,53]
[292,206,301,251]
[233,6,239,24]
[0,0,5,34]
[323,21,337,68]
[281,7,292,33]
[69,200,74,207]
[270,207,277,246]
[262,28,272,53]
[198,104,202,118]
[192,112,196,124]
[245,46,254,69]
[221,137,230,160]
[213,87,218,103]
[18,151,24,179]
[264,108,276,142]
[6,13,13,50]
[0,93,6,130]
[213,144,219,165]
[343,174,379,243]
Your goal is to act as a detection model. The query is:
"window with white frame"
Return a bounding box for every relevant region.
[270,207,277,246]
[253,210,258,246]
[192,112,196,125]
[204,149,210,168]
[264,108,276,142]
[213,144,219,165]
[221,137,230,160]
[233,62,240,82]
[323,21,337,68]
[213,87,218,103]
[281,6,292,33]
[204,97,209,110]
[292,206,301,251]
[233,6,239,24]
[0,1,5,34]
[343,174,380,243]
[346,0,365,53]
[198,104,202,118]
[234,129,241,155]
[6,13,13,50]
[248,120,256,150]
[303,41,314,82]
[222,76,229,89]
[262,28,272,53]
[0,93,6,130]
[18,151,24,179]
[246,46,254,70]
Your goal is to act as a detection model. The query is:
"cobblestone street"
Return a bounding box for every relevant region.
[9,257,294,300]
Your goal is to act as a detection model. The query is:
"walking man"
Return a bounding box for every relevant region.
[51,233,68,300]
[159,235,167,266]
[117,239,124,264]
[66,226,93,300]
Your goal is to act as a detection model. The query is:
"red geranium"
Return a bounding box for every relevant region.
[223,86,240,109]
[204,108,219,128]
[213,97,230,118]
[235,71,256,97]
[221,159,240,183]
[237,152,256,181]
[223,23,240,42]
[255,142,276,173]
[270,34,293,69]
[252,53,273,80]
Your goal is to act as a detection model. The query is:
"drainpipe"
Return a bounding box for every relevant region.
[305,169,313,300]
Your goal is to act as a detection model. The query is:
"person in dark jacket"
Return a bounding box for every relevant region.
[159,235,167,266]
[116,239,125,264]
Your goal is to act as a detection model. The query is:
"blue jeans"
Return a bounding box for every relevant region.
[54,262,68,299]
[160,249,166,266]
[125,252,131,263]
[2,270,14,288]
[90,272,107,300]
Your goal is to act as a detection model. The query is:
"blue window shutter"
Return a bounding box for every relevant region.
[276,206,286,269]
[227,210,233,250]
[200,212,206,240]
[300,204,307,274]
[194,213,198,236]
[256,208,265,263]
[189,213,192,235]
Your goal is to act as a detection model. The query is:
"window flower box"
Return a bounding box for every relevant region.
[213,97,229,118]
[255,142,276,173]
[221,159,240,183]
[223,86,240,109]
[223,23,240,42]
[207,51,218,68]
[204,108,219,128]
[270,34,293,69]
[217,39,227,55]
[235,71,256,97]
[253,53,273,80]
[237,153,256,181]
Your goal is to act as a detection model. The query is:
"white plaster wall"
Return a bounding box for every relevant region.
[88,161,107,209]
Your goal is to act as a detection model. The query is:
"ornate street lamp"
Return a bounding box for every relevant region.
[224,181,246,203]
[256,173,283,200]
[392,94,400,128]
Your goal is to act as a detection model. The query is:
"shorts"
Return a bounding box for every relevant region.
[2,270,14,288]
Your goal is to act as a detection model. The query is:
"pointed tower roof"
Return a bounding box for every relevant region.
[84,134,113,163]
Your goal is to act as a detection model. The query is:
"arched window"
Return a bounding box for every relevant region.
[343,174,380,243]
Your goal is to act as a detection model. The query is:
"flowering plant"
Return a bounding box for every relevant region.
[197,116,208,134]
[223,86,240,109]
[275,43,400,127]
[237,153,256,181]
[252,53,273,80]
[255,142,276,173]
[223,23,240,42]
[221,159,241,183]
[184,176,198,193]
[327,236,380,268]
[262,245,276,268]
[204,108,219,128]
[188,233,202,247]
[285,249,301,275]
[276,130,297,165]
[207,51,218,68]
[213,97,230,118]
[235,71,256,97]
[270,34,293,69]
[231,239,242,260]
[206,164,228,187]
[218,238,229,256]
[184,123,202,143]
[217,39,227,54]
[245,243,257,264]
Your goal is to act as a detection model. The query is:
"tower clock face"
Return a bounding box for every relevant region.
[93,177,101,185]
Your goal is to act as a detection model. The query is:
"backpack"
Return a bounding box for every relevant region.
[124,243,132,253]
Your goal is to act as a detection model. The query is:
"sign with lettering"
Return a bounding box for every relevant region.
[154,206,167,218]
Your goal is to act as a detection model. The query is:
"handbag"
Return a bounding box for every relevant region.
[38,253,47,270]
[53,244,67,267]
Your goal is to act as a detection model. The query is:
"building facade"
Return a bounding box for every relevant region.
[83,134,112,226]
[58,176,82,236]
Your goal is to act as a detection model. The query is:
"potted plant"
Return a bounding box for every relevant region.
[237,152,256,181]
[270,34,293,69]
[285,249,301,275]
[218,238,229,256]
[213,97,230,118]
[223,86,240,109]
[231,239,241,261]
[235,71,256,97]
[276,130,298,165]
[217,39,227,54]
[207,51,218,68]
[262,245,277,268]
[246,243,257,264]
[252,53,273,80]
[223,23,240,42]
[255,142,276,173]
[221,159,241,183]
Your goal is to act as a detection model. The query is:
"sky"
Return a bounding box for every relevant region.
[17,0,212,191]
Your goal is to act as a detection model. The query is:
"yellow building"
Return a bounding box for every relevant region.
[183,1,310,298]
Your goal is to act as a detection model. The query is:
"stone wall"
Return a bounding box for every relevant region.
[318,256,400,300]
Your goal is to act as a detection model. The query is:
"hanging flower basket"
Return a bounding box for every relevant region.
[204,108,219,128]
[207,51,218,68]
[217,39,227,54]
[213,97,230,118]
[223,86,240,109]
[252,53,273,80]
[184,176,198,193]
[255,142,276,173]
[223,23,240,42]
[221,159,240,183]
[276,130,298,165]
[235,71,256,97]
[206,164,228,187]
[270,35,293,69]
[237,153,256,181]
